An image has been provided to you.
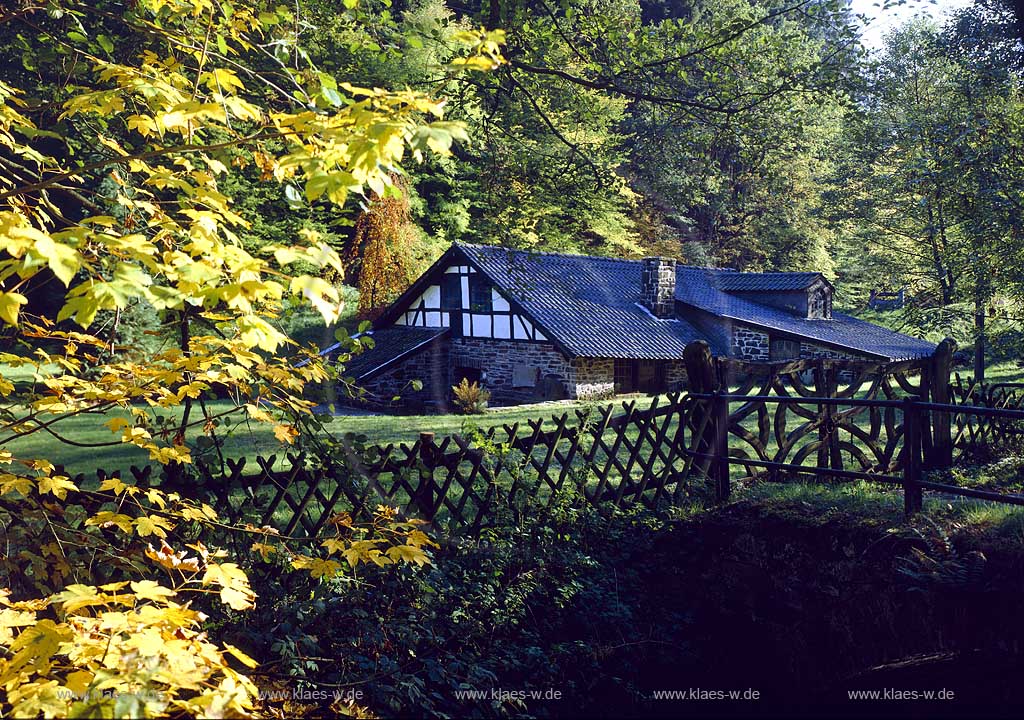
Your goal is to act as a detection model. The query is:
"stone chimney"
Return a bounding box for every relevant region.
[640,257,677,318]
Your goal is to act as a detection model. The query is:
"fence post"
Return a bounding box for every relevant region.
[713,391,731,502]
[902,398,923,515]
[684,341,729,498]
[929,337,956,469]
[683,340,717,393]
[416,432,437,521]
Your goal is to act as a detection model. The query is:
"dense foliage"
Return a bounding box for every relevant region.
[1,0,1023,716]
[0,0,498,715]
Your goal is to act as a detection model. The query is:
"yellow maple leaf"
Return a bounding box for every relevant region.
[52,585,104,613]
[134,515,174,538]
[36,475,77,500]
[385,544,432,567]
[129,580,176,604]
[98,477,131,495]
[222,642,258,668]
[126,628,165,656]
[202,563,255,611]
[0,473,34,497]
[104,417,132,434]
[85,511,134,534]
[272,424,298,444]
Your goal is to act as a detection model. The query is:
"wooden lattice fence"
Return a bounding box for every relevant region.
[159,391,716,537]
[56,339,1024,540]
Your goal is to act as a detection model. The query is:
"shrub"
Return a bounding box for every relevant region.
[452,378,490,414]
[234,492,682,718]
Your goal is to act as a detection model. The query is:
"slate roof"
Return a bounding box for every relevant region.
[324,326,448,380]
[716,271,823,292]
[457,244,933,361]
[674,266,935,361]
[458,244,719,359]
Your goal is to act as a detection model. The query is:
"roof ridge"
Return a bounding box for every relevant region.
[730,270,821,276]
[455,242,735,271]
[454,242,635,264]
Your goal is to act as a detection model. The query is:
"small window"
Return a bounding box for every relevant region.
[769,337,801,361]
[440,274,461,311]
[469,274,492,312]
[808,286,832,319]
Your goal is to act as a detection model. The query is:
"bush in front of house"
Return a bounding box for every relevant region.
[452,378,490,414]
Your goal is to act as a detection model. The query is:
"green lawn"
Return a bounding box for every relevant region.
[0,393,662,477]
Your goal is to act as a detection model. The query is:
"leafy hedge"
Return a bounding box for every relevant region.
[231,493,693,717]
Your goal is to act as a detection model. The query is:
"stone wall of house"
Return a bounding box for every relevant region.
[798,342,867,362]
[732,326,770,361]
[572,357,616,400]
[666,360,688,390]
[356,338,451,411]
[355,338,691,411]
[730,323,879,364]
[450,338,576,405]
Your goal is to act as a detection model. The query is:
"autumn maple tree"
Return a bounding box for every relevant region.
[0,0,501,716]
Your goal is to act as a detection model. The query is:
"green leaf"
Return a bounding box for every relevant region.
[97,35,114,55]
[321,87,343,107]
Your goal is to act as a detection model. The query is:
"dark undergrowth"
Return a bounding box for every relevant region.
[229,477,1024,719]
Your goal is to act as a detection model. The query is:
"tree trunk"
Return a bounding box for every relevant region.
[974,285,986,382]
[935,192,955,302]
[925,200,952,305]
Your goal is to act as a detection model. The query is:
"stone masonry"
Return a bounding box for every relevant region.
[356,336,450,411]
[666,360,688,389]
[354,337,691,409]
[732,326,770,361]
[798,342,864,361]
[572,357,615,400]
[449,338,576,405]
[640,257,678,318]
[732,324,874,363]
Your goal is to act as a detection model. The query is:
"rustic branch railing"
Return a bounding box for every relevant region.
[689,391,1024,512]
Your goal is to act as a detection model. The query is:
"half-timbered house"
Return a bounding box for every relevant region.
[328,243,935,410]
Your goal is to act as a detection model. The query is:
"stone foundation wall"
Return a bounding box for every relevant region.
[450,338,576,405]
[731,324,875,364]
[666,360,688,390]
[572,357,615,400]
[355,336,692,411]
[798,342,868,361]
[732,326,770,361]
